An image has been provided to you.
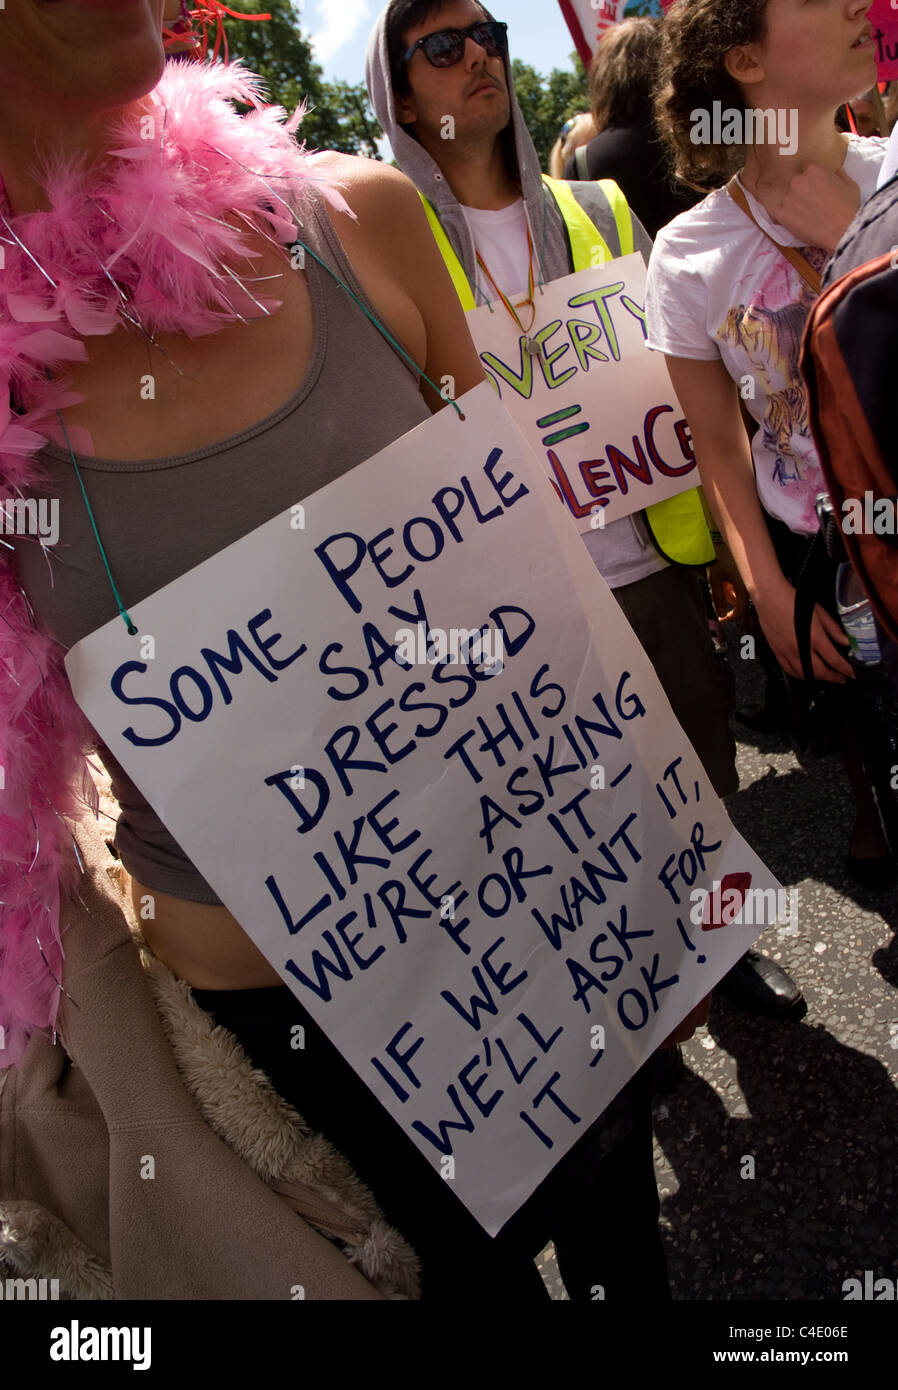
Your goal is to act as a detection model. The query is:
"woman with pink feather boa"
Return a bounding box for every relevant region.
[0,0,693,1306]
[0,0,518,1301]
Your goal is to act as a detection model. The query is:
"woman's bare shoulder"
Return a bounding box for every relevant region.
[306,151,421,225]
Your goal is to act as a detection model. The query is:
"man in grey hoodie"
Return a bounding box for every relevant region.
[366,1,804,1010]
[361,0,692,1305]
[366,2,741,783]
[363,0,806,1299]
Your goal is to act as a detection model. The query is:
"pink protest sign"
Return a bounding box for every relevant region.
[871,0,898,81]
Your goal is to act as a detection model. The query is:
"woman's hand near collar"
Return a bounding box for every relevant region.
[761,162,862,255]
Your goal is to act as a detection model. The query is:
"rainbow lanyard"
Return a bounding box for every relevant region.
[475,224,545,361]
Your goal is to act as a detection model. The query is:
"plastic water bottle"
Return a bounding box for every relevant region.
[836,563,882,665]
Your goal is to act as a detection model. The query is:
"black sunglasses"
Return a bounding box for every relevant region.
[400,20,508,72]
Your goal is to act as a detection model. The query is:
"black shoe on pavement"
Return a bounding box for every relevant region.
[844,853,896,889]
[715,949,807,1019]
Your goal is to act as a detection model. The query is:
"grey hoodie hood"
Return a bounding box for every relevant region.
[365,3,573,300]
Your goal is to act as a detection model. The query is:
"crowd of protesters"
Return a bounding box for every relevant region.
[364,0,898,1299]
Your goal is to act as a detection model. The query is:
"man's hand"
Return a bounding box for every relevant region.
[766,163,861,254]
[708,541,749,622]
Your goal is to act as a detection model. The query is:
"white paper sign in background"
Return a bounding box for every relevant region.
[67,384,778,1234]
[467,255,700,533]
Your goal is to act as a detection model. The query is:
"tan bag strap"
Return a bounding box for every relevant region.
[268,1178,371,1246]
[727,177,823,295]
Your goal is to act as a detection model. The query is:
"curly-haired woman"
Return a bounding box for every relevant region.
[645,0,892,881]
[0,0,534,1302]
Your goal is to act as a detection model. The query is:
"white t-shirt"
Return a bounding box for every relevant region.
[462,198,667,589]
[878,122,898,187]
[461,199,532,302]
[645,136,887,536]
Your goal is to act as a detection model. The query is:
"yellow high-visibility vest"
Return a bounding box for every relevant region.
[419,176,714,567]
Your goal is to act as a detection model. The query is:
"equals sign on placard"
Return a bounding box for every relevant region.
[538,406,591,448]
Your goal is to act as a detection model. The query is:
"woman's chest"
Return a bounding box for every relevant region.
[49,258,318,461]
[12,306,430,655]
[39,227,427,464]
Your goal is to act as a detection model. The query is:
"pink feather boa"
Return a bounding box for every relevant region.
[0,58,349,1067]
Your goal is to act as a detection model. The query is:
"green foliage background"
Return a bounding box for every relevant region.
[510,55,589,169]
[221,0,381,156]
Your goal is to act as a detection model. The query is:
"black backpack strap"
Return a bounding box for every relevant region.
[793,532,835,685]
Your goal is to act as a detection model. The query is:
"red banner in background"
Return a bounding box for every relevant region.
[558,0,627,66]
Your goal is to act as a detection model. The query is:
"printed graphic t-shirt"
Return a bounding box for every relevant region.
[461,199,667,588]
[644,136,887,535]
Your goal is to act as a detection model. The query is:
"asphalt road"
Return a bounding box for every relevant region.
[538,637,898,1301]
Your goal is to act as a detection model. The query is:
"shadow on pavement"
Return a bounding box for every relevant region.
[654,998,898,1300]
[725,758,898,917]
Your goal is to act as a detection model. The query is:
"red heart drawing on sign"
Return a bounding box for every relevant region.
[702,872,753,930]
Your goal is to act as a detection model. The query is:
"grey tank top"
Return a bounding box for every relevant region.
[12,190,431,904]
